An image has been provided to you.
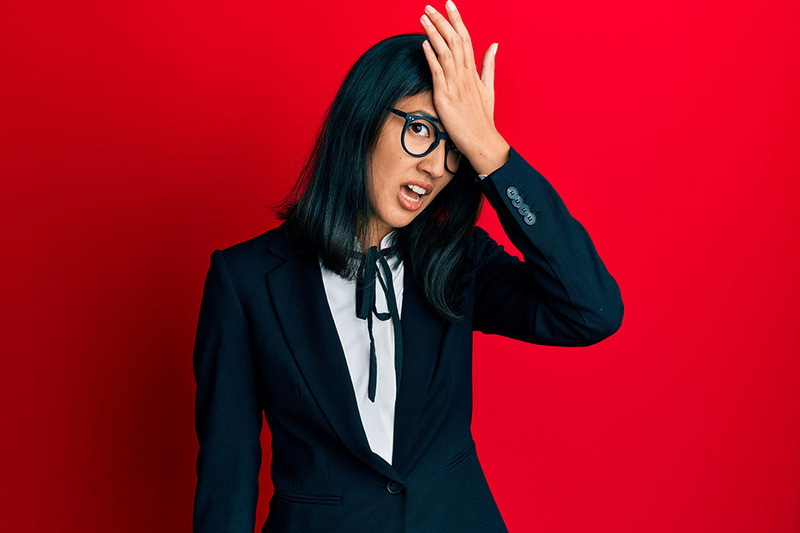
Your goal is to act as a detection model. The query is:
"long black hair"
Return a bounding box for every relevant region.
[278,33,483,321]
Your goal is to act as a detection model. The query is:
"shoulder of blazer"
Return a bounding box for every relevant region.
[212,224,300,290]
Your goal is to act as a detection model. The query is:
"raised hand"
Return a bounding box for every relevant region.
[420,1,510,175]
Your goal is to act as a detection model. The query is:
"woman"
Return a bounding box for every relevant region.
[192,2,623,532]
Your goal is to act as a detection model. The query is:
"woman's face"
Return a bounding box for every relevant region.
[367,91,456,246]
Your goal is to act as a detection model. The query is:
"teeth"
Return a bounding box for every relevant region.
[408,184,427,195]
[400,188,421,203]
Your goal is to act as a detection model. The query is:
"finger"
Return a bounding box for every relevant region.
[421,13,458,84]
[480,43,498,93]
[423,5,465,76]
[444,0,476,71]
[421,39,447,89]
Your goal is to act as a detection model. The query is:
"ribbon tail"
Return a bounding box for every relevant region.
[378,256,403,393]
[367,311,378,402]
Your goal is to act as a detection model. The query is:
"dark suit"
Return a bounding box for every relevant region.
[193,148,623,533]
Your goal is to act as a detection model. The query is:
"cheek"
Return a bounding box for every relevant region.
[371,158,404,201]
[368,168,395,218]
[370,169,390,203]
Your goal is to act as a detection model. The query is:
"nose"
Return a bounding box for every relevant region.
[417,142,447,178]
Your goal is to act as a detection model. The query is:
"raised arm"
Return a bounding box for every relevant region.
[472,150,623,346]
[419,1,622,345]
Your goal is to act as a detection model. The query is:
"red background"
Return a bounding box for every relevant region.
[2,0,799,531]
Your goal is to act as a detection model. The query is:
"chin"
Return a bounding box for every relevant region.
[389,211,422,230]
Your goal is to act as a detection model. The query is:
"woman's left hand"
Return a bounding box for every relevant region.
[420,1,510,175]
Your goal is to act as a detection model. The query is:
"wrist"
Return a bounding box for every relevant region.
[465,134,510,175]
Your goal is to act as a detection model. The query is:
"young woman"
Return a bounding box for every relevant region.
[192,3,623,532]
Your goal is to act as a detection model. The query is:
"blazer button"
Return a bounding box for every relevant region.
[511,196,523,208]
[386,481,404,494]
[524,213,536,226]
[506,186,519,199]
[518,204,529,216]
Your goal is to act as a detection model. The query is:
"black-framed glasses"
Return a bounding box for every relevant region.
[390,108,462,174]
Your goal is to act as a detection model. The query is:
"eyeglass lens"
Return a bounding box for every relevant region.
[403,118,461,174]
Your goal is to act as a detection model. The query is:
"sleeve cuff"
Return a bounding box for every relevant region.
[472,146,519,183]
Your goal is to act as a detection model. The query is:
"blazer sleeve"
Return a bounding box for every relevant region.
[193,250,263,533]
[472,147,624,346]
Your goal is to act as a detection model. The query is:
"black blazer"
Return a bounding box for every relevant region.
[193,148,623,533]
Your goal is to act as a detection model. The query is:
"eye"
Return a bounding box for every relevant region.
[408,120,431,138]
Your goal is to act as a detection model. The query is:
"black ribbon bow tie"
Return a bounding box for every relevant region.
[355,246,403,403]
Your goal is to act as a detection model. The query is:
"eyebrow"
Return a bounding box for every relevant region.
[407,109,442,124]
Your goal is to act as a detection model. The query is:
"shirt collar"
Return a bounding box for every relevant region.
[352,230,397,252]
[378,230,397,251]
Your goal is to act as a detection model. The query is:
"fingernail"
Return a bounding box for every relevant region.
[425,5,436,14]
[421,14,432,25]
[494,43,499,55]
[446,0,455,10]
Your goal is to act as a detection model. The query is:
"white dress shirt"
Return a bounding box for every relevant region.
[319,232,404,465]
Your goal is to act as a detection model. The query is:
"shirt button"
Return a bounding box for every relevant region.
[524,213,537,226]
[505,186,519,199]
[386,481,404,494]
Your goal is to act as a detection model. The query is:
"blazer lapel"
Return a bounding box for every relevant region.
[392,262,447,471]
[265,233,398,480]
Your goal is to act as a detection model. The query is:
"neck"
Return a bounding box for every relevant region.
[365,221,393,250]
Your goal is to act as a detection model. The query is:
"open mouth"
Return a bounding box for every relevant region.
[401,184,427,202]
[398,183,430,211]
